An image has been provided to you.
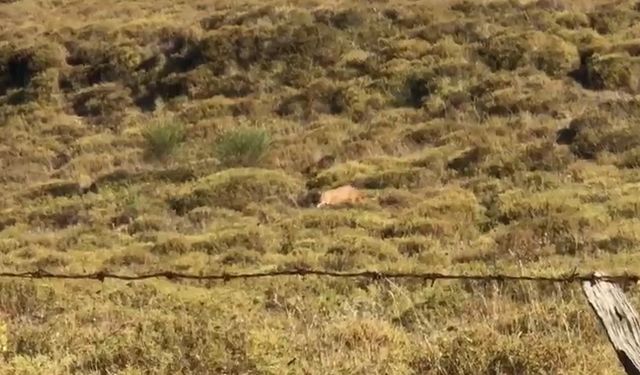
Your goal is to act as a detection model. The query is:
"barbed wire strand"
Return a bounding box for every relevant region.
[0,268,637,284]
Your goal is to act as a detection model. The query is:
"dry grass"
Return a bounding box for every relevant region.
[2,0,640,373]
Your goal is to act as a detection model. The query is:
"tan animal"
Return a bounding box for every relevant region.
[316,184,366,208]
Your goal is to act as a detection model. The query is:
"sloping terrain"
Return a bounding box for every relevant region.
[1,0,640,373]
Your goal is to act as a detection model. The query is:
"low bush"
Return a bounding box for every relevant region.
[142,119,186,161]
[169,168,304,213]
[214,127,270,168]
[479,30,580,77]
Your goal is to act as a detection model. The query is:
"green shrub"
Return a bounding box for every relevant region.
[71,83,134,127]
[584,52,640,93]
[472,72,568,116]
[142,119,186,161]
[479,30,580,77]
[214,127,270,167]
[191,226,281,255]
[587,3,640,34]
[307,160,395,189]
[169,168,304,213]
[561,114,640,159]
[555,11,590,29]
[276,78,345,118]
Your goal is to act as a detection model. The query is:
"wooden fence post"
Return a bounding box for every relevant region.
[582,272,640,375]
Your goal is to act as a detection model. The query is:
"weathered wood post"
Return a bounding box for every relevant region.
[582,271,640,375]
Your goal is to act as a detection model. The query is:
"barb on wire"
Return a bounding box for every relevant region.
[0,268,637,284]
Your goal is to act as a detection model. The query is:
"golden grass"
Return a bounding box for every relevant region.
[3,0,640,373]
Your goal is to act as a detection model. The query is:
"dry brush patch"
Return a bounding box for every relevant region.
[3,0,640,373]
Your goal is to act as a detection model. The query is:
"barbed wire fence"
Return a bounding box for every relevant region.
[0,267,639,284]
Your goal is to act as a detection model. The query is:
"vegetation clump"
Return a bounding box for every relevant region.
[583,52,640,93]
[1,0,640,373]
[0,42,66,91]
[479,30,580,77]
[557,113,640,159]
[169,168,304,213]
[214,127,270,167]
[142,118,187,161]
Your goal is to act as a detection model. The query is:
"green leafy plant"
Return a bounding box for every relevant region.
[214,127,270,167]
[142,119,186,161]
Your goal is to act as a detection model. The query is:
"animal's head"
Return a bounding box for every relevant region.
[297,188,322,207]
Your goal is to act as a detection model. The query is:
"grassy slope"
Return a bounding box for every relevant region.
[2,0,640,373]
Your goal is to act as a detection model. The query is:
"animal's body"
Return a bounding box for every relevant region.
[316,185,366,208]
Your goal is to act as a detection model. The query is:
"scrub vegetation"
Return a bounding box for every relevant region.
[1,0,640,373]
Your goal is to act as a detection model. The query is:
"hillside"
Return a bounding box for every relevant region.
[1,0,640,373]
